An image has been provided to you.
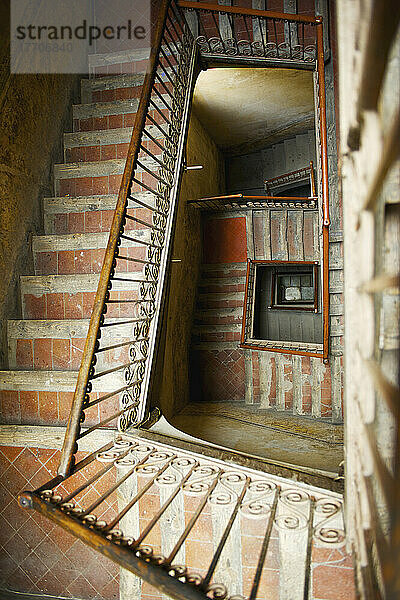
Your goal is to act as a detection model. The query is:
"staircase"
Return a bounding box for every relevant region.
[0,57,157,428]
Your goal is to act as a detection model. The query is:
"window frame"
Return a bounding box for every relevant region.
[240,259,324,358]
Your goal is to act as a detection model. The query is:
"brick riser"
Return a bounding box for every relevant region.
[46,203,154,234]
[34,245,146,276]
[57,168,160,197]
[65,138,165,164]
[1,386,117,428]
[10,332,136,373]
[73,104,169,133]
[23,290,139,320]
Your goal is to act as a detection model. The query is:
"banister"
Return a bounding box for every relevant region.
[316,18,330,361]
[58,0,178,477]
[178,1,317,24]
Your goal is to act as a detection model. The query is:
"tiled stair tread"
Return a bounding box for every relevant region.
[0,370,119,392]
[64,124,165,149]
[64,127,133,148]
[43,193,155,213]
[21,273,142,294]
[72,92,170,120]
[54,155,162,179]
[33,229,149,252]
[8,318,137,340]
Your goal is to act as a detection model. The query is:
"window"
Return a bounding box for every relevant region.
[241,260,323,355]
[269,264,318,312]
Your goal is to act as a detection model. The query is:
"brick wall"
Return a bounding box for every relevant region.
[190,208,338,419]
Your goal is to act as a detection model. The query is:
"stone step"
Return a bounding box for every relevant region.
[83,62,174,103]
[200,263,248,281]
[7,319,139,371]
[64,125,166,163]
[192,323,242,334]
[86,48,151,85]
[0,369,79,391]
[329,260,344,271]
[43,193,159,234]
[198,277,246,292]
[82,71,146,103]
[191,341,241,351]
[329,230,343,243]
[72,93,170,132]
[86,45,176,79]
[54,154,162,197]
[0,369,122,426]
[192,322,242,344]
[21,273,142,320]
[197,291,244,311]
[32,230,150,275]
[33,230,148,252]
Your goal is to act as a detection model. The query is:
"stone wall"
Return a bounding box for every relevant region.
[337,2,400,597]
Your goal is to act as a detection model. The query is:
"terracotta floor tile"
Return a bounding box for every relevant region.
[33,338,52,370]
[19,391,39,424]
[16,339,33,369]
[0,390,21,424]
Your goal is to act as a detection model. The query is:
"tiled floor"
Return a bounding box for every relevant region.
[0,446,119,599]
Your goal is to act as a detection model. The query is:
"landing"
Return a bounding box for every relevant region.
[172,401,343,475]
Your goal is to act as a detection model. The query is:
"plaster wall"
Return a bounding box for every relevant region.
[156,111,225,420]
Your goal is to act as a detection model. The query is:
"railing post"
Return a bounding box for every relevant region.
[316,17,330,362]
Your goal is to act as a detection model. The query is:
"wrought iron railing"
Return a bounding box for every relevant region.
[58,1,330,479]
[188,193,318,211]
[20,435,347,600]
[179,1,317,67]
[58,0,197,477]
[189,162,317,210]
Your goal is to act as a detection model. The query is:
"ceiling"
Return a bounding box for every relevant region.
[192,67,315,155]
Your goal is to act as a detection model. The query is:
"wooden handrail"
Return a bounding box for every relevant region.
[178,1,317,24]
[190,194,317,202]
[316,18,330,361]
[316,19,330,228]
